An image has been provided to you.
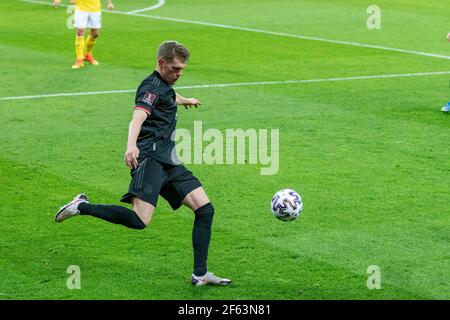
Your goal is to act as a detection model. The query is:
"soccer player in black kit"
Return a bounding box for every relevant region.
[55,41,231,286]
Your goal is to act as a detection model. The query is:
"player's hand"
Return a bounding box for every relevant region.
[182,98,201,109]
[70,0,75,4]
[53,0,61,8]
[125,145,140,169]
[107,2,114,11]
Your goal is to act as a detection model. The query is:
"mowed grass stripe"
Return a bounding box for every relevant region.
[20,0,450,61]
[2,1,450,97]
[1,0,450,300]
[0,156,431,299]
[1,79,444,296]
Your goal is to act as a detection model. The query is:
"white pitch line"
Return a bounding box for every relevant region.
[21,0,53,6]
[2,71,450,102]
[127,0,165,14]
[20,0,450,61]
[0,89,135,101]
[20,0,166,13]
[114,11,450,61]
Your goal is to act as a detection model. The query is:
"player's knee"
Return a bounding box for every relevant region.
[136,221,147,230]
[76,29,85,37]
[194,202,215,222]
[133,213,148,230]
[132,208,152,229]
[141,216,151,228]
[131,199,154,229]
[91,29,100,38]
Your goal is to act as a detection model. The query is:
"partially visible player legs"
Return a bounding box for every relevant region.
[182,187,232,286]
[73,28,86,69]
[55,194,153,229]
[85,28,100,66]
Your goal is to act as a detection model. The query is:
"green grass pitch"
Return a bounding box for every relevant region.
[1,0,450,300]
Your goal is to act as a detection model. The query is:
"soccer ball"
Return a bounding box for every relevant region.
[271,189,303,221]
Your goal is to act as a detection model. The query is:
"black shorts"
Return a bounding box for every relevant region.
[120,157,202,210]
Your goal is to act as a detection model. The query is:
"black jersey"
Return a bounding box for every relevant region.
[134,71,179,165]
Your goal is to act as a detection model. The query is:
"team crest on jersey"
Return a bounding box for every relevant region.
[142,92,157,106]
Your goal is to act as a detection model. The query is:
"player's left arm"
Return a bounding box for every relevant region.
[176,93,201,109]
[107,0,114,11]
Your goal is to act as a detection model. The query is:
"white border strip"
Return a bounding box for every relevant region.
[20,0,450,61]
[127,0,166,14]
[2,71,450,101]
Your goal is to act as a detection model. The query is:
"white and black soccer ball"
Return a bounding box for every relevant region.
[271,189,303,221]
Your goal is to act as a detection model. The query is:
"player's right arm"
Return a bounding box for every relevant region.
[125,109,148,169]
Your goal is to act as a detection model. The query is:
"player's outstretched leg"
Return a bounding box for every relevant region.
[55,194,151,230]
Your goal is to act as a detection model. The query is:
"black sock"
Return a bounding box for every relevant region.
[192,202,215,276]
[78,202,146,230]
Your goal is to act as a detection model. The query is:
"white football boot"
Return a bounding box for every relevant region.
[55,194,89,223]
[191,272,232,286]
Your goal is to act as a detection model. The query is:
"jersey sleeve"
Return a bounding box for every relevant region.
[134,89,160,115]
